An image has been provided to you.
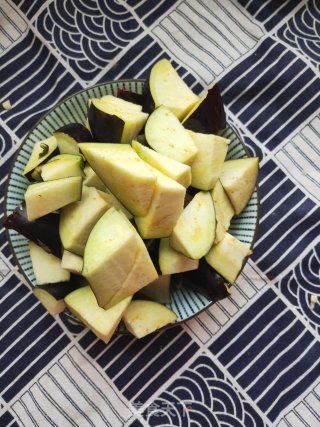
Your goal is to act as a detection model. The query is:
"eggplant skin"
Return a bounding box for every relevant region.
[3,202,62,258]
[55,123,93,142]
[172,258,229,302]
[184,84,226,134]
[117,85,155,114]
[34,275,86,300]
[88,103,124,143]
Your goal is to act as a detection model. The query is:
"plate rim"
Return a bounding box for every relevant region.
[3,78,261,332]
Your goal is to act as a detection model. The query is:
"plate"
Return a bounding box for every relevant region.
[4,79,259,327]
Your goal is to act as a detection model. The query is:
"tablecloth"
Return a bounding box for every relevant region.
[1,1,319,426]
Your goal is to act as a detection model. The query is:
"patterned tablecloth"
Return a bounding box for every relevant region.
[1,1,320,426]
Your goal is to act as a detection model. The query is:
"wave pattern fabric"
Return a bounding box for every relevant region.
[0,1,319,426]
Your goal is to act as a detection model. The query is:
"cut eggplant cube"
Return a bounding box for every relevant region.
[187,131,229,191]
[123,299,177,338]
[61,250,83,274]
[159,237,198,275]
[25,176,82,221]
[219,157,259,215]
[132,140,192,188]
[41,154,84,181]
[28,241,70,285]
[149,58,199,120]
[211,180,234,244]
[78,143,156,217]
[3,202,62,258]
[145,106,198,165]
[88,98,148,144]
[23,136,58,180]
[59,186,112,256]
[33,288,66,316]
[205,232,252,284]
[170,191,216,260]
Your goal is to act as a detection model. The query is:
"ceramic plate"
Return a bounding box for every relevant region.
[5,80,259,326]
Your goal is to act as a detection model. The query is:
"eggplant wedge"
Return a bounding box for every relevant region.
[23,136,58,180]
[145,106,198,165]
[149,58,199,120]
[25,176,82,221]
[88,96,148,144]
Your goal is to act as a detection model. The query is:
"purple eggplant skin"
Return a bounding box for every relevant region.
[117,84,155,114]
[88,102,124,143]
[3,202,62,258]
[34,274,86,300]
[55,123,93,142]
[172,258,229,302]
[183,83,226,134]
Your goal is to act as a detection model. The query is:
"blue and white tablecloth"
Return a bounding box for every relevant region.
[1,1,319,426]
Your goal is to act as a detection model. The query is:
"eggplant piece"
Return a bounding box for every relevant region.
[28,240,70,285]
[183,84,226,134]
[88,101,124,143]
[23,136,58,180]
[34,274,87,300]
[173,258,230,302]
[88,97,148,144]
[149,58,199,120]
[55,123,93,142]
[3,202,62,258]
[138,274,171,304]
[25,176,82,221]
[33,288,66,316]
[41,154,84,181]
[117,86,154,114]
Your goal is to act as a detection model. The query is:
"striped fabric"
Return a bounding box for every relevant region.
[1,1,319,426]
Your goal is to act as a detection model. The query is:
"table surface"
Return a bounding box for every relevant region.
[1,1,319,426]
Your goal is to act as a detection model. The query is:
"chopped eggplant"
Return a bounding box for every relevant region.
[170,191,216,260]
[219,157,259,215]
[83,164,106,191]
[41,154,84,181]
[61,250,83,275]
[3,202,62,258]
[33,288,66,316]
[65,286,132,344]
[123,299,177,338]
[183,83,226,134]
[205,232,252,284]
[23,136,58,180]
[59,186,112,256]
[145,106,198,165]
[88,97,148,144]
[25,176,82,221]
[187,131,229,191]
[159,237,198,275]
[78,143,156,217]
[28,240,70,285]
[149,58,199,120]
[132,140,192,188]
